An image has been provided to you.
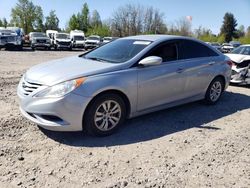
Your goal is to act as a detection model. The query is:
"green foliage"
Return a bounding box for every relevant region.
[217,34,225,44]
[90,10,102,28]
[220,12,238,42]
[81,3,90,32]
[44,10,60,31]
[2,18,8,28]
[33,6,44,32]
[0,19,2,27]
[67,3,91,33]
[87,24,111,37]
[10,0,44,34]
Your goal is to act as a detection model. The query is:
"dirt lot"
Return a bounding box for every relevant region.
[0,49,250,188]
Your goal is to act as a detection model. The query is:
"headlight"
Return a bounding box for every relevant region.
[34,78,86,98]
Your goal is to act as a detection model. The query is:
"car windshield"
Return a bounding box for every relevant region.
[32,33,46,37]
[73,36,84,40]
[0,30,16,35]
[84,39,151,63]
[211,43,220,46]
[231,46,250,55]
[88,36,100,40]
[56,34,70,39]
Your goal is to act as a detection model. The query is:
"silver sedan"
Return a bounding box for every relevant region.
[17,35,232,136]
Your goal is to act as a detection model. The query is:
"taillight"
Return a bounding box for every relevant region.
[226,60,234,68]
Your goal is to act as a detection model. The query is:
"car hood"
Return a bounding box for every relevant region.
[25,56,123,86]
[33,37,49,40]
[85,39,99,43]
[225,53,250,63]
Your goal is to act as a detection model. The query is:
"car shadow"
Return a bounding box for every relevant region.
[40,91,250,147]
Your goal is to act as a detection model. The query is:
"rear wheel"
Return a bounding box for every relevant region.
[205,77,224,104]
[84,93,126,136]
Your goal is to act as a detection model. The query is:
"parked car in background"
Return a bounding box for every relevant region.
[84,35,101,50]
[17,35,231,136]
[221,43,234,53]
[102,37,119,44]
[230,41,241,48]
[0,29,23,50]
[53,33,72,50]
[70,30,85,48]
[210,42,222,51]
[29,32,51,50]
[46,30,58,46]
[225,45,250,84]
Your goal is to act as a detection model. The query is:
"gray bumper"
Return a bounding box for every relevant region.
[18,92,92,132]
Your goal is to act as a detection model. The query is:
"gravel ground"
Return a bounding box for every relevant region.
[0,49,250,188]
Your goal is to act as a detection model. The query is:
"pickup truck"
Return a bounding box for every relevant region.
[29,32,51,50]
[0,29,22,50]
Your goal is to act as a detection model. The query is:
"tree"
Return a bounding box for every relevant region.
[44,10,59,30]
[0,19,2,27]
[34,6,44,31]
[175,17,192,36]
[68,14,81,30]
[220,12,238,42]
[111,4,167,37]
[81,3,89,32]
[236,25,245,38]
[10,0,44,33]
[246,26,250,37]
[3,18,8,28]
[90,10,102,28]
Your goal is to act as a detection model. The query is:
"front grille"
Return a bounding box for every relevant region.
[22,79,42,96]
[1,36,15,42]
[58,41,71,45]
[37,39,46,43]
[86,42,96,45]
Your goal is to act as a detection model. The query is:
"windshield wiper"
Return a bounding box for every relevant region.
[85,57,108,62]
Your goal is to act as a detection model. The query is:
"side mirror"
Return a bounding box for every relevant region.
[139,56,162,66]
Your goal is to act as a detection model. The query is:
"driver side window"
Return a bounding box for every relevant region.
[148,43,177,62]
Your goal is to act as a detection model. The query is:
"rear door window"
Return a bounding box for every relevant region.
[178,40,219,60]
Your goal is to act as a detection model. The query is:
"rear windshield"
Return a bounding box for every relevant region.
[84,39,151,63]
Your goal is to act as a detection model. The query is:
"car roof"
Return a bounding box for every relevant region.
[123,35,198,42]
[241,44,250,47]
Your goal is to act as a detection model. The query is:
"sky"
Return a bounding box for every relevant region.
[0,0,249,34]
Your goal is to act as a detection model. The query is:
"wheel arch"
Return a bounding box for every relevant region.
[82,89,131,129]
[211,75,226,91]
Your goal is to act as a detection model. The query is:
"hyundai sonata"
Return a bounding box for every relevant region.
[17,35,232,136]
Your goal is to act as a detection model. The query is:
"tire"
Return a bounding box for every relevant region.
[84,93,127,136]
[204,77,224,105]
[17,45,23,51]
[31,46,35,51]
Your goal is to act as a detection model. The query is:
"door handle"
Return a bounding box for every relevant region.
[176,68,184,73]
[208,61,216,65]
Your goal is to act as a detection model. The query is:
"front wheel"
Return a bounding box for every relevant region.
[84,93,126,136]
[204,77,224,104]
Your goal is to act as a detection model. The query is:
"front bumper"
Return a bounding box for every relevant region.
[85,43,99,49]
[18,90,92,132]
[32,43,51,48]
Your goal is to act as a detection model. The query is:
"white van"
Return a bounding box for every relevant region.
[46,30,58,45]
[70,30,85,48]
